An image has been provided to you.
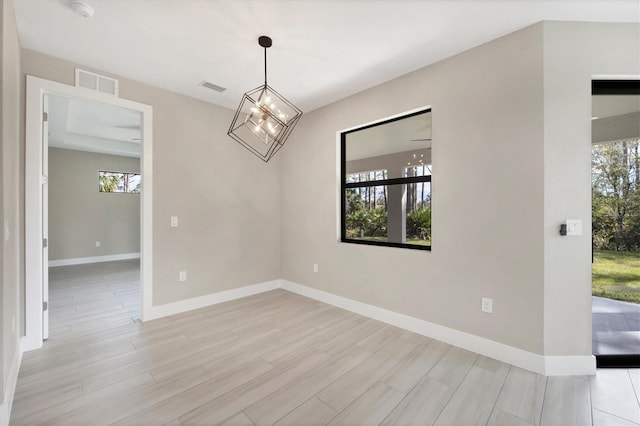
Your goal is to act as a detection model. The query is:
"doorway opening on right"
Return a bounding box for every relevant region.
[591,80,640,368]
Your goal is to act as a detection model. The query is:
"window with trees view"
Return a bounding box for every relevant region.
[341,109,432,250]
[592,138,640,251]
[99,171,141,193]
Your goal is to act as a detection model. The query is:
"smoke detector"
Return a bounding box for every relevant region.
[71,1,95,18]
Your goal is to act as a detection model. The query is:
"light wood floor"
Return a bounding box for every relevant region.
[11,261,640,425]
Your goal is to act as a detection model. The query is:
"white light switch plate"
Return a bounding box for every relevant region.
[171,216,178,227]
[566,219,582,236]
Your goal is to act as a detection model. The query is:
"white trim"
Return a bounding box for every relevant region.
[144,280,281,321]
[591,74,640,80]
[48,252,141,267]
[338,104,432,134]
[280,280,596,376]
[544,356,597,376]
[25,75,153,350]
[0,341,22,426]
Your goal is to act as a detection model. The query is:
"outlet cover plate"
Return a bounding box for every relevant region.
[566,219,582,236]
[482,297,493,313]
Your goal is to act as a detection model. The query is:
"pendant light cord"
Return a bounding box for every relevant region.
[264,47,268,85]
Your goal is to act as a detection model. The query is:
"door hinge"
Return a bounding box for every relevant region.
[43,301,48,311]
[43,112,48,122]
[43,238,48,248]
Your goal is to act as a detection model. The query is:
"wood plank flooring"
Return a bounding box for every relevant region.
[11,260,640,425]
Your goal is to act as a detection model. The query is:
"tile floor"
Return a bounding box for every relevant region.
[10,262,640,425]
[592,296,640,357]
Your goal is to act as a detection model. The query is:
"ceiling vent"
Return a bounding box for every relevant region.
[199,80,227,93]
[75,68,119,96]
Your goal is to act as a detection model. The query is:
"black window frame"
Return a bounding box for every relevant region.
[340,108,432,251]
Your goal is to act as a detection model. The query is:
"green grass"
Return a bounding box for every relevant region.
[593,250,640,303]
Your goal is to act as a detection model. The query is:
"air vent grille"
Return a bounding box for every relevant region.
[75,68,119,96]
[199,80,227,93]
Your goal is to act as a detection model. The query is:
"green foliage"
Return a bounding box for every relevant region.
[346,207,387,238]
[592,250,640,303]
[406,208,431,241]
[345,188,364,214]
[592,139,640,251]
[99,174,120,192]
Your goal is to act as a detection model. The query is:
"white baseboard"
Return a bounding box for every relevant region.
[280,280,596,376]
[49,252,141,267]
[144,280,281,321]
[544,355,597,376]
[37,270,593,376]
[0,341,23,426]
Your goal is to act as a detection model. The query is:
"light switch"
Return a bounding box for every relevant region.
[566,219,582,236]
[170,216,178,227]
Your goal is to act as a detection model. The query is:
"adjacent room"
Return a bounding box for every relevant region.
[1,1,639,425]
[46,94,142,337]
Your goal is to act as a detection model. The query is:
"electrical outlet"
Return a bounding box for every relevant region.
[313,263,318,273]
[95,241,101,247]
[171,216,179,227]
[482,297,493,313]
[179,271,187,282]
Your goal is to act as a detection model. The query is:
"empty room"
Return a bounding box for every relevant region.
[1,1,639,425]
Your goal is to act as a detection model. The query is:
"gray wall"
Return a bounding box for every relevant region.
[21,49,281,307]
[280,21,640,359]
[281,23,546,354]
[542,22,640,356]
[1,0,21,407]
[48,148,140,261]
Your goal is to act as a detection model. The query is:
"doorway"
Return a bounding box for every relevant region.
[591,80,640,368]
[46,94,142,338]
[24,76,153,351]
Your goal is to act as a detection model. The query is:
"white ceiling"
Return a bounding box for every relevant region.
[592,95,640,118]
[347,111,431,160]
[48,94,141,157]
[13,1,639,113]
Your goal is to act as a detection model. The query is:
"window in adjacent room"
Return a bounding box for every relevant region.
[99,171,141,193]
[341,108,432,250]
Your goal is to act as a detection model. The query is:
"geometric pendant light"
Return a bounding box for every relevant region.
[227,36,303,162]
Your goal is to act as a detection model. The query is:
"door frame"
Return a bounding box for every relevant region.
[24,75,154,351]
[590,77,640,368]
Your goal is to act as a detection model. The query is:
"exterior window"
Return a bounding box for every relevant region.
[341,109,432,250]
[99,171,141,193]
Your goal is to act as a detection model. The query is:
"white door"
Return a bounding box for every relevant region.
[42,94,49,340]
